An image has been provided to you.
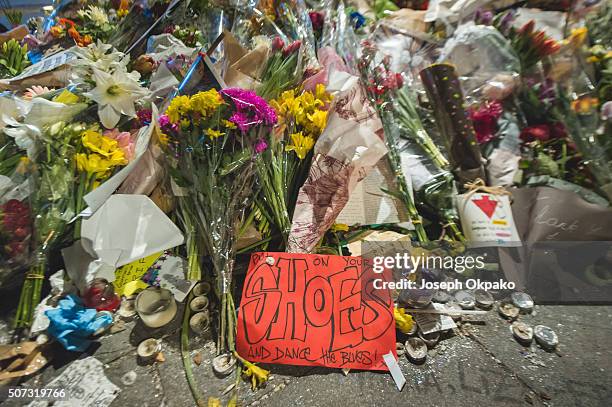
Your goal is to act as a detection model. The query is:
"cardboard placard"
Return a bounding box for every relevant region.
[236,252,395,371]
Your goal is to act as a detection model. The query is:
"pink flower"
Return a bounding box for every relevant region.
[104,129,136,161]
[469,101,503,144]
[254,139,268,154]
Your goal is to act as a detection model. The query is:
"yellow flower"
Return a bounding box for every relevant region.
[166,95,192,123]
[207,398,221,407]
[234,354,269,390]
[394,307,414,334]
[205,128,224,139]
[76,153,111,175]
[285,132,315,160]
[53,89,80,105]
[157,132,169,146]
[566,27,588,48]
[297,91,321,113]
[222,119,236,129]
[587,55,600,63]
[306,109,328,134]
[315,83,333,105]
[180,118,191,129]
[76,150,126,176]
[330,223,349,232]
[190,89,224,117]
[82,130,120,158]
[16,156,30,175]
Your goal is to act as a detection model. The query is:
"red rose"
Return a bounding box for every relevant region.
[469,101,503,144]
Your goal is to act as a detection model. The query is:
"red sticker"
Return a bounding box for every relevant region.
[472,195,498,219]
[236,252,396,371]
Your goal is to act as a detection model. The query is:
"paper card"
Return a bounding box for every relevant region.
[114,252,162,296]
[236,252,396,371]
[27,357,119,407]
[383,352,406,391]
[456,192,521,247]
[413,303,457,334]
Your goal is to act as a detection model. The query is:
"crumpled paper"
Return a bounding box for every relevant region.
[81,194,184,268]
[287,49,388,253]
[45,295,113,352]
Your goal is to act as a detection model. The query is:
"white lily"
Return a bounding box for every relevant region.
[77,6,109,27]
[2,115,42,159]
[70,41,128,75]
[85,68,149,128]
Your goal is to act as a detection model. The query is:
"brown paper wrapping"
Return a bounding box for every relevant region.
[222,31,269,89]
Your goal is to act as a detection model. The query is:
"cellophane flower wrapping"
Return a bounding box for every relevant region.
[161,87,275,352]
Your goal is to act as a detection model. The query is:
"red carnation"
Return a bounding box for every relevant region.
[520,124,551,142]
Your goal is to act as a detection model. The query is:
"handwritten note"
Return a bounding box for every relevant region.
[114,252,161,296]
[236,252,396,370]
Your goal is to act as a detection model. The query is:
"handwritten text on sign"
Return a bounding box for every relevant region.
[236,252,395,370]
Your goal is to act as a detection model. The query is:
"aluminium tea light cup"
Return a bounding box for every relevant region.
[189,312,211,334]
[212,353,236,376]
[454,290,475,309]
[405,338,428,364]
[189,295,209,313]
[192,281,212,297]
[135,287,177,328]
[498,301,520,320]
[474,289,494,309]
[137,338,161,363]
[511,321,533,345]
[534,325,558,350]
[510,292,534,314]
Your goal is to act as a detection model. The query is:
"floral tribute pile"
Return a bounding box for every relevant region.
[0,0,610,403]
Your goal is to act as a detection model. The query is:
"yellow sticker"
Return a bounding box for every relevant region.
[114,252,162,296]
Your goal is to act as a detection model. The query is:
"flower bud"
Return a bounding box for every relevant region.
[271,36,285,52]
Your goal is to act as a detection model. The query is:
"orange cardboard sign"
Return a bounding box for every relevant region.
[236,252,396,370]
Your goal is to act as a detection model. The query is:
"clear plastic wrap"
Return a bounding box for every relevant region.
[0,139,33,289]
[437,23,521,102]
[160,87,276,351]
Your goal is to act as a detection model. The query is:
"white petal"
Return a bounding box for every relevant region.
[99,104,121,129]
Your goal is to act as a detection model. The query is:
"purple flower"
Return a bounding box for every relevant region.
[254,139,268,154]
[229,111,254,132]
[137,109,152,126]
[498,10,515,35]
[222,88,277,132]
[475,9,494,25]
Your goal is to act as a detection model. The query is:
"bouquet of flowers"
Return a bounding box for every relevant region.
[161,87,276,352]
[358,40,465,242]
[0,137,33,288]
[255,83,332,248]
[257,36,305,100]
